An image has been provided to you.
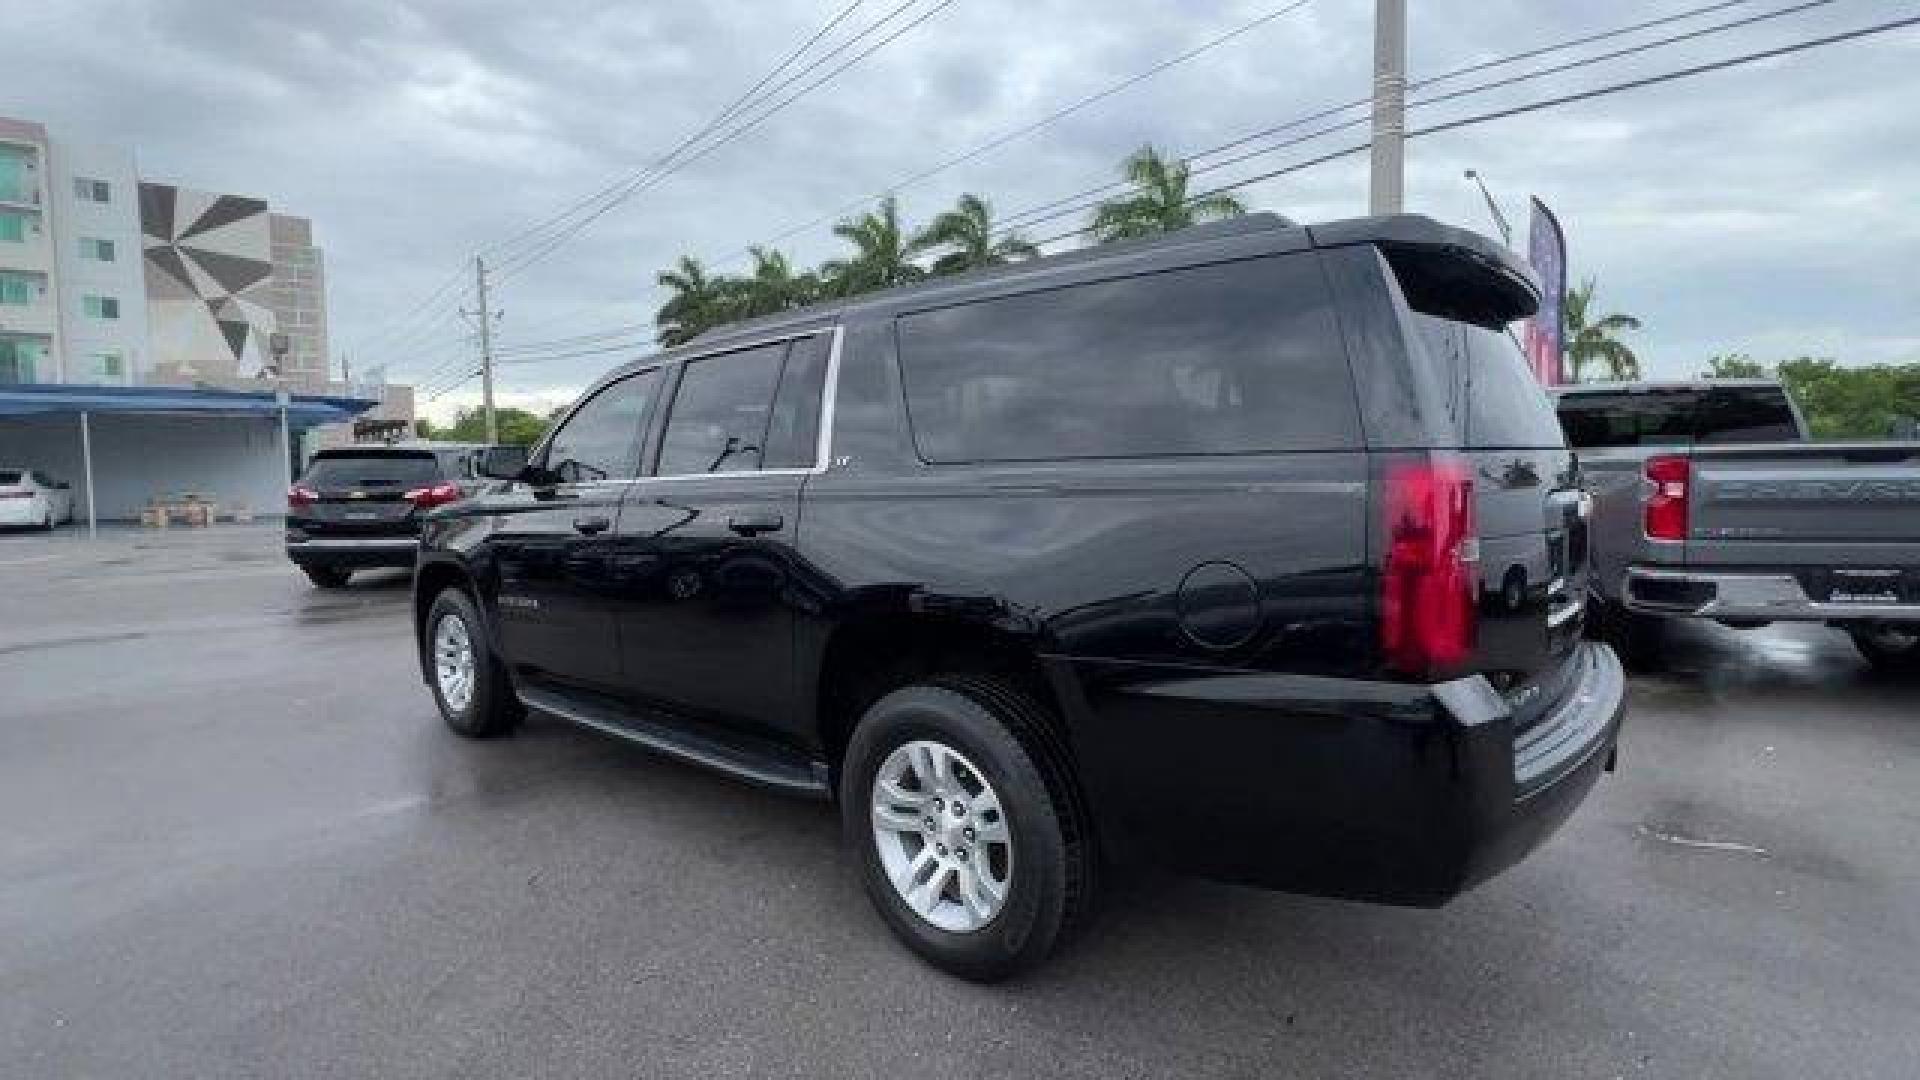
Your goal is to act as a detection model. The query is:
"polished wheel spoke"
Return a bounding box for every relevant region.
[870,737,1014,934]
[433,614,476,712]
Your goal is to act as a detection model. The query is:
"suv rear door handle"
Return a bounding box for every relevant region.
[573,514,611,536]
[728,511,785,537]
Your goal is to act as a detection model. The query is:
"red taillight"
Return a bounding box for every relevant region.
[404,483,462,509]
[1380,456,1478,679]
[1644,454,1690,541]
[287,485,317,508]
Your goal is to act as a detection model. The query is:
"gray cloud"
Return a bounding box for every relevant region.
[12,0,1919,416]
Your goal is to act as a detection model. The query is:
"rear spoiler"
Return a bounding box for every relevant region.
[1308,214,1540,328]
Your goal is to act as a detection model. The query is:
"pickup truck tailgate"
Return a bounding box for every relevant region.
[1688,442,1920,561]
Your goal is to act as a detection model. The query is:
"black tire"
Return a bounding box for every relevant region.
[1847,624,1920,672]
[303,565,352,589]
[840,674,1092,982]
[424,587,521,738]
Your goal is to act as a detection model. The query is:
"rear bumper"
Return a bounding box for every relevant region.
[285,534,420,568]
[0,498,45,525]
[1622,565,1920,622]
[1054,641,1625,906]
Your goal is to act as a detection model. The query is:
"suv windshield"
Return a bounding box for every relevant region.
[302,453,441,488]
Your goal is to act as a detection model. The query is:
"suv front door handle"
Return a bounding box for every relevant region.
[727,511,785,537]
[573,514,612,536]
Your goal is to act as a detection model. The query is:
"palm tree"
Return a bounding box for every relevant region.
[822,195,924,296]
[655,256,734,347]
[734,246,820,318]
[1563,277,1642,381]
[1088,144,1245,244]
[912,193,1040,275]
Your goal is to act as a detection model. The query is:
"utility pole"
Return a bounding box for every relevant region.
[472,255,499,444]
[1368,0,1407,215]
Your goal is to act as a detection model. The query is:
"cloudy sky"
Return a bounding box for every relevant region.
[12,0,1919,420]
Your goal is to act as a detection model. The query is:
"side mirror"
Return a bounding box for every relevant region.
[475,444,531,481]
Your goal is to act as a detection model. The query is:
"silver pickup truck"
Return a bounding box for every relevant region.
[1554,379,1920,668]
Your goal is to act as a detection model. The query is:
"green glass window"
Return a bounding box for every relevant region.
[0,212,23,243]
[0,146,27,203]
[92,351,125,380]
[0,337,42,383]
[79,236,114,261]
[0,273,32,305]
[82,294,118,319]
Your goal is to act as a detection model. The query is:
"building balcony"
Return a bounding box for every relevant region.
[0,299,57,338]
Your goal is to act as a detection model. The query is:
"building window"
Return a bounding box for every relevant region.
[82,294,119,319]
[0,212,24,243]
[0,146,32,204]
[73,176,111,203]
[88,350,125,382]
[79,236,115,261]
[0,337,45,383]
[0,272,35,305]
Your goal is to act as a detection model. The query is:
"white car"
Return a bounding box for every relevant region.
[0,469,75,530]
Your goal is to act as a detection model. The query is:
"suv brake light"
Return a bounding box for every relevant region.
[1380,456,1477,679]
[287,485,318,508]
[405,483,462,509]
[1644,455,1690,541]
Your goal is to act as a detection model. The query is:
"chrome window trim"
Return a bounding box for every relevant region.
[528,323,843,489]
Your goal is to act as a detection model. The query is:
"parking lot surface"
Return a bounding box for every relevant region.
[2,526,1916,1079]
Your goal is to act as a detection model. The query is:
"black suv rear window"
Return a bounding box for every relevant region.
[896,255,1360,463]
[0,470,20,485]
[303,453,440,488]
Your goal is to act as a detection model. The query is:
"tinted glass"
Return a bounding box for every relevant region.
[657,344,786,476]
[1464,325,1562,447]
[544,368,661,483]
[303,453,440,488]
[763,334,831,469]
[1556,392,1697,448]
[897,255,1359,462]
[0,470,21,485]
[1696,386,1800,443]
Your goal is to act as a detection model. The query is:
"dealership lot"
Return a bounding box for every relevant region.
[2,527,1916,1079]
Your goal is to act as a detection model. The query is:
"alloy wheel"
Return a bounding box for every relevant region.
[870,739,1013,933]
[433,613,477,713]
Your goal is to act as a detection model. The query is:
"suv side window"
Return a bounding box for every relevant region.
[656,343,787,476]
[895,255,1359,462]
[543,368,662,483]
[762,334,831,469]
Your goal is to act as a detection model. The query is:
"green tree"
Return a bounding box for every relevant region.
[1701,353,1767,379]
[732,246,820,317]
[428,406,551,446]
[1563,277,1642,381]
[1088,144,1245,244]
[912,193,1039,275]
[655,256,736,347]
[822,195,924,296]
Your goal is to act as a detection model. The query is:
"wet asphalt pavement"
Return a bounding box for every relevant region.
[1,525,1916,1079]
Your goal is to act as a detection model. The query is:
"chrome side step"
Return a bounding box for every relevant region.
[517,685,830,799]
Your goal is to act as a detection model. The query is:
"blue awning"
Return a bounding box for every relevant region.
[0,383,379,432]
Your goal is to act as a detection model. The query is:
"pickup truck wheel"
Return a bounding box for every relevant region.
[426,588,520,738]
[1847,624,1920,672]
[841,675,1091,982]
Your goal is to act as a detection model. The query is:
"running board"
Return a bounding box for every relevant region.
[517,685,830,799]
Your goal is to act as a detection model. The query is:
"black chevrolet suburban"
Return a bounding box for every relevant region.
[411,213,1625,980]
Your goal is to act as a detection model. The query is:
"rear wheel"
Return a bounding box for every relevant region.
[426,588,520,737]
[841,674,1092,982]
[1847,623,1920,672]
[302,565,352,589]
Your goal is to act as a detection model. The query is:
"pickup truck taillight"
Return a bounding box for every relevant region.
[404,483,462,509]
[287,485,318,509]
[1380,456,1478,679]
[1644,455,1690,541]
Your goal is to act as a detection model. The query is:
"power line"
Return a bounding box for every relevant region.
[479,1,875,267]
[997,0,1846,240]
[489,1,953,282]
[722,0,1319,265]
[1026,12,1920,247]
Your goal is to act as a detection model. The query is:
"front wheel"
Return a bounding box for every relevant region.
[1847,623,1920,672]
[425,588,521,737]
[841,675,1092,982]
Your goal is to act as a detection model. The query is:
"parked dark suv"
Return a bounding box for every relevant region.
[412,214,1626,980]
[287,444,477,588]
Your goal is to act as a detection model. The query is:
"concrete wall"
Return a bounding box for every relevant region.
[0,412,287,519]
